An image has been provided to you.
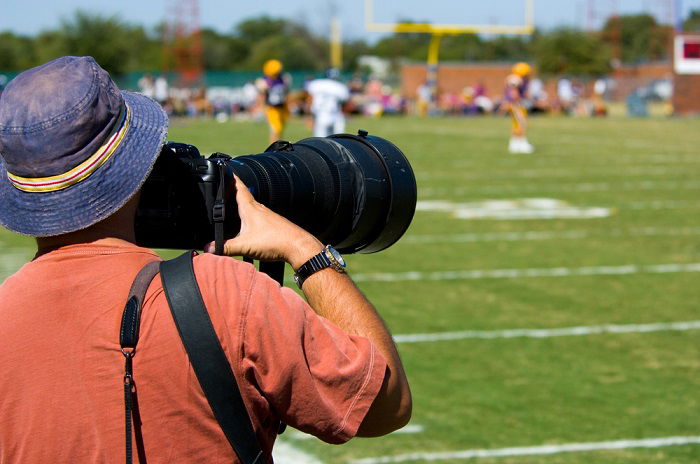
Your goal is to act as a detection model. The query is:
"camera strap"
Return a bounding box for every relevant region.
[213,161,227,256]
[120,260,161,464]
[119,252,265,464]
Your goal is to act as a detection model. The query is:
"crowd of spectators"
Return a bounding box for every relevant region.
[136,73,410,122]
[133,72,668,122]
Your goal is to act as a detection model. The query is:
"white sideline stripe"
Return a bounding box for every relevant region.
[402,226,700,244]
[272,440,324,464]
[351,263,700,283]
[393,320,700,343]
[392,424,425,435]
[421,180,700,196]
[626,200,700,210]
[416,166,694,181]
[449,154,700,167]
[349,436,700,463]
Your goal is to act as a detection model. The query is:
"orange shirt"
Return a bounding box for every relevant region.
[0,242,386,463]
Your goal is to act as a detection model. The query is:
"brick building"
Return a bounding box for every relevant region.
[400,61,674,103]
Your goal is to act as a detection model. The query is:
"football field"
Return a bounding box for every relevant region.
[1,114,699,463]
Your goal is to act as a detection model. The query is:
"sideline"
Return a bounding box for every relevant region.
[417,166,694,181]
[420,180,700,196]
[351,262,700,283]
[349,436,700,463]
[394,320,700,343]
[402,226,700,244]
[272,440,325,464]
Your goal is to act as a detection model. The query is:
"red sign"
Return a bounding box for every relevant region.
[683,41,700,59]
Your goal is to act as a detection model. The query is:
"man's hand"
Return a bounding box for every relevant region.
[205,176,321,269]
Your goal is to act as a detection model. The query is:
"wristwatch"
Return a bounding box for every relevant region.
[293,245,346,289]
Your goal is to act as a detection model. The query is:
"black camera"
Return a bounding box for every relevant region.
[135,131,416,254]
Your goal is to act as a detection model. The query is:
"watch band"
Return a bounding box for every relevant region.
[294,246,345,289]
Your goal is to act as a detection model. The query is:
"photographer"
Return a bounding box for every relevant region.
[0,56,411,463]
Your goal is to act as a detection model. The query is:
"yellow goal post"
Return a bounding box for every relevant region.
[364,0,535,112]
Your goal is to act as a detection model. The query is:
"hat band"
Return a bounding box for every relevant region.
[7,103,131,193]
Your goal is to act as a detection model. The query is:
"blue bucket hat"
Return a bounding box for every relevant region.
[0,56,168,237]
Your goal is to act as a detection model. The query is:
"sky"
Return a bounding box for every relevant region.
[2,0,700,41]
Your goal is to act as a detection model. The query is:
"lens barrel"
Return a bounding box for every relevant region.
[135,132,416,254]
[231,132,416,254]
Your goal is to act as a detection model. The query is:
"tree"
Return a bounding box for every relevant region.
[684,9,700,31]
[480,35,533,62]
[57,11,139,74]
[342,39,371,71]
[534,28,611,76]
[235,16,287,44]
[601,14,672,64]
[0,33,35,70]
[243,34,320,71]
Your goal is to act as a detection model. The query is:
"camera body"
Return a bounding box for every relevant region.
[135,143,239,250]
[135,133,417,254]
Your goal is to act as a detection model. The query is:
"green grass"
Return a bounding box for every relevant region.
[2,114,700,463]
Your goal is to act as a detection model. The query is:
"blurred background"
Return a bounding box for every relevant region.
[1,0,700,118]
[2,1,700,464]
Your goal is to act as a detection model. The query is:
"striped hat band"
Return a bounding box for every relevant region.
[6,103,131,193]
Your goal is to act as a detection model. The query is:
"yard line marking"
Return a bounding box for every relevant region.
[393,320,700,343]
[349,436,700,463]
[447,154,700,167]
[402,226,700,244]
[414,199,700,217]
[272,439,325,464]
[416,166,694,181]
[626,200,700,210]
[391,424,425,435]
[351,263,700,282]
[420,180,700,196]
[416,199,613,220]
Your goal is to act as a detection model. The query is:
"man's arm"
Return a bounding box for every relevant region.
[207,176,412,436]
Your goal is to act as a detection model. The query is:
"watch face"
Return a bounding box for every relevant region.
[327,246,346,268]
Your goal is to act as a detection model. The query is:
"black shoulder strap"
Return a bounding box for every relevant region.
[120,261,161,350]
[159,251,265,464]
[120,260,161,464]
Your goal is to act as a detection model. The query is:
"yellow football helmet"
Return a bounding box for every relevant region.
[512,62,532,77]
[263,59,283,77]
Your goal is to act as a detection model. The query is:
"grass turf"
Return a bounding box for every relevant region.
[1,114,699,463]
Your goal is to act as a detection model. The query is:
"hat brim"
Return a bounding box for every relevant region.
[0,91,168,237]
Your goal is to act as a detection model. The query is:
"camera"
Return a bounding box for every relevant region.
[135,131,417,254]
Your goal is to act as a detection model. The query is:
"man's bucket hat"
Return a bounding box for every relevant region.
[0,56,168,237]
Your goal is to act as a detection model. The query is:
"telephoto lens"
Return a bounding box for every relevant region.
[135,131,416,254]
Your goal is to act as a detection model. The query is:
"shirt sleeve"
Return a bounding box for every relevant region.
[241,270,388,444]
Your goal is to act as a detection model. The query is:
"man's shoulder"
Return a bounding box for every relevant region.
[191,253,256,282]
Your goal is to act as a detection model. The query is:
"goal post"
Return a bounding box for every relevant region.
[364,0,535,35]
[364,0,535,112]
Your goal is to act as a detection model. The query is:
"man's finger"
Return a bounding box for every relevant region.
[233,175,258,206]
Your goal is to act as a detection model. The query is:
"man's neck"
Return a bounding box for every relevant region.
[35,195,139,258]
[35,228,136,258]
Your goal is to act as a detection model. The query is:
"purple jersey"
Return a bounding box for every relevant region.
[265,76,288,108]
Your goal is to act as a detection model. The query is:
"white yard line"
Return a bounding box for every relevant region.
[349,436,700,463]
[416,166,694,181]
[272,440,325,464]
[394,320,700,343]
[420,180,700,196]
[351,263,700,283]
[402,226,700,244]
[448,154,700,167]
